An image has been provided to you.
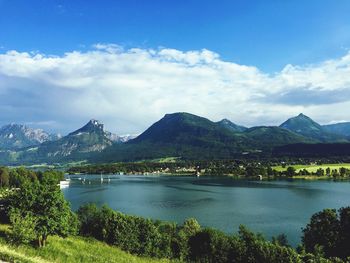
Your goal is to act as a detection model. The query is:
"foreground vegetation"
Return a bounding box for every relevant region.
[76,204,336,262]
[2,166,350,262]
[0,224,168,263]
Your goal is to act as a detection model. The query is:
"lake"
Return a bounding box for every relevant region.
[62,175,350,246]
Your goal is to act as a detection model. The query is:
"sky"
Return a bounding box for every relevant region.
[1,0,350,135]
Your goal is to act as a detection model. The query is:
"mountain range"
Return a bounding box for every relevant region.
[1,113,350,165]
[0,124,61,150]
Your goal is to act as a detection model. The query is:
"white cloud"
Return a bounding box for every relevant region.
[0,44,350,134]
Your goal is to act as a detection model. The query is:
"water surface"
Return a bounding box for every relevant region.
[62,175,350,246]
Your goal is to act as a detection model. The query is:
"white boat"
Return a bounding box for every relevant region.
[59,180,70,189]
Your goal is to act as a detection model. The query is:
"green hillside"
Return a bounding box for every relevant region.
[323,122,350,137]
[216,119,247,132]
[244,126,315,147]
[280,113,348,142]
[0,224,170,263]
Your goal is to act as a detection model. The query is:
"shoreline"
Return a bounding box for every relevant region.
[65,172,350,182]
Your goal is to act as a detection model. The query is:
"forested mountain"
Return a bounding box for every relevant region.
[91,113,316,162]
[1,112,350,164]
[280,113,348,142]
[216,119,248,132]
[323,122,350,137]
[243,126,315,147]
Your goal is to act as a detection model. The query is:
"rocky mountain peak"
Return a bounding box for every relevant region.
[0,123,60,149]
[69,119,105,135]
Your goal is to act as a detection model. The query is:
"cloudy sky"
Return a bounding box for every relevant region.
[1,0,350,135]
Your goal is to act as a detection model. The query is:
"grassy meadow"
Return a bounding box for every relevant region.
[273,163,350,173]
[0,224,172,263]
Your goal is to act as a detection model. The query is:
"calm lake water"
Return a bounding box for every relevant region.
[62,175,350,246]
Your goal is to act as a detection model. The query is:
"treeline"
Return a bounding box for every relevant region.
[285,166,350,178]
[0,166,64,188]
[77,204,303,262]
[67,158,350,177]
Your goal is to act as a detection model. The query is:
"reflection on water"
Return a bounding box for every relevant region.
[63,175,350,247]
[151,197,214,209]
[165,185,216,193]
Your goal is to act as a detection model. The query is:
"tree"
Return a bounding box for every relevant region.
[286,167,296,177]
[245,166,260,177]
[267,166,274,177]
[182,218,201,237]
[175,218,201,260]
[339,167,347,177]
[0,167,9,187]
[316,168,324,177]
[272,234,289,247]
[188,228,232,263]
[338,207,350,258]
[77,203,99,237]
[302,209,339,257]
[10,178,78,247]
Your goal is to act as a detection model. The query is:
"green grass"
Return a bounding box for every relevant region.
[272,163,350,173]
[0,224,173,263]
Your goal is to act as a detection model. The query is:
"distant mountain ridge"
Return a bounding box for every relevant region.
[1,112,350,164]
[323,122,350,137]
[216,119,248,132]
[0,119,133,164]
[0,124,61,150]
[279,113,348,142]
[36,119,113,157]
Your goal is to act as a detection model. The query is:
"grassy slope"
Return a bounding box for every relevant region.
[0,225,172,263]
[273,163,350,173]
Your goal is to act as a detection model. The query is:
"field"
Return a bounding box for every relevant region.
[273,163,350,173]
[0,224,171,263]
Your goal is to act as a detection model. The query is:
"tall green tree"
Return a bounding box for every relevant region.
[9,177,78,247]
[286,166,296,177]
[302,209,339,257]
[176,218,201,260]
[0,167,9,187]
[338,207,350,258]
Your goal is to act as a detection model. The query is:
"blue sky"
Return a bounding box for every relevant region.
[2,0,350,72]
[1,0,350,134]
